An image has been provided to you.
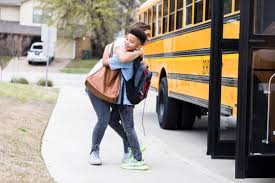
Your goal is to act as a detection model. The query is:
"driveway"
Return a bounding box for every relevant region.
[3,57,69,73]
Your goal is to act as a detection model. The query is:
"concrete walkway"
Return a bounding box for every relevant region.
[41,83,234,183]
[1,61,273,182]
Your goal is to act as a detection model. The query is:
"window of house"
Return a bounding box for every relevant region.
[169,0,176,32]
[33,7,50,24]
[152,5,157,37]
[33,8,43,23]
[158,2,162,34]
[185,0,193,26]
[176,0,184,29]
[194,0,203,24]
[235,0,240,11]
[205,0,211,20]
[162,0,168,33]
[224,0,232,15]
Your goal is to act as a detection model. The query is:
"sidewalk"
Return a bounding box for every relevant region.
[41,84,234,183]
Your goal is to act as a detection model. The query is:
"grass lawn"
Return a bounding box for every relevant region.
[0,82,59,182]
[0,56,12,69]
[61,59,98,74]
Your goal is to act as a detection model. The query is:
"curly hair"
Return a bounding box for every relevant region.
[127,22,150,34]
[128,27,147,45]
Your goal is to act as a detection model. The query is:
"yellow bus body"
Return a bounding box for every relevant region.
[139,0,240,117]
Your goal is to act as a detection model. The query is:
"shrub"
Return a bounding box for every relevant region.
[10,77,29,85]
[37,79,53,87]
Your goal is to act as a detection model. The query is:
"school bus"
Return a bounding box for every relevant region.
[138,0,240,129]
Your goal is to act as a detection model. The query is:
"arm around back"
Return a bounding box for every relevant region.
[115,46,143,63]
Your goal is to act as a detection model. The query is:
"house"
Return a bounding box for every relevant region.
[0,0,91,60]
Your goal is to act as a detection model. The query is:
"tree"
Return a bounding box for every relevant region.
[39,0,146,57]
[117,0,146,33]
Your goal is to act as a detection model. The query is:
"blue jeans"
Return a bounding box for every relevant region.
[109,105,130,153]
[86,88,130,153]
[114,105,142,161]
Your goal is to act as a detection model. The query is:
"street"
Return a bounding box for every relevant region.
[1,59,275,183]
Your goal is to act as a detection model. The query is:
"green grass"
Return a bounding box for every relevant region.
[0,82,59,103]
[0,56,12,69]
[61,59,98,74]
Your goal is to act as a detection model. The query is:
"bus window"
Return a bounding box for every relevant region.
[140,13,144,23]
[235,0,240,11]
[205,0,211,20]
[169,0,176,32]
[148,8,152,26]
[185,0,193,26]
[158,2,162,34]
[194,0,203,24]
[152,5,157,37]
[148,8,152,35]
[224,0,232,15]
[176,0,183,29]
[144,11,148,24]
[163,0,168,33]
[254,0,275,35]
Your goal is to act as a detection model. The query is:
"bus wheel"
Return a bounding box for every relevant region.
[158,77,180,129]
[178,102,196,130]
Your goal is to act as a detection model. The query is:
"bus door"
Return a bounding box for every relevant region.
[236,0,275,178]
[207,0,239,158]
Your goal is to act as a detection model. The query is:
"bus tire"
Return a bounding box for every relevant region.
[157,77,179,129]
[179,102,196,130]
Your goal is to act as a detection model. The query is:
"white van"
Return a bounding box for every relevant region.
[27,42,54,64]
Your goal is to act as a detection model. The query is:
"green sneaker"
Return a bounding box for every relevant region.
[120,158,149,171]
[121,144,147,163]
[122,148,132,163]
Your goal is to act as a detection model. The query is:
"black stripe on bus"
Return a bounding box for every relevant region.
[145,48,238,58]
[168,73,238,87]
[169,91,233,115]
[149,14,240,43]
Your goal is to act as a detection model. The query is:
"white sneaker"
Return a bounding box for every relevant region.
[88,150,102,165]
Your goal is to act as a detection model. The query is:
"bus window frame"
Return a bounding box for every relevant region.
[158,1,163,35]
[169,0,176,32]
[162,0,169,34]
[138,0,240,41]
[148,7,153,37]
[144,11,148,24]
[223,0,233,16]
[202,0,206,22]
[194,0,203,25]
[152,5,157,37]
[234,0,240,12]
[184,0,193,27]
[175,0,184,30]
